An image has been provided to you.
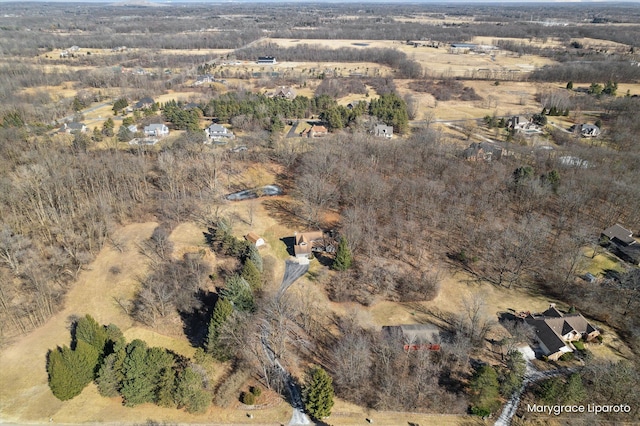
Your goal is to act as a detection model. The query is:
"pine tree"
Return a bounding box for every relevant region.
[247,246,263,272]
[333,237,353,271]
[470,365,500,417]
[303,366,334,420]
[175,366,211,413]
[47,346,87,401]
[221,275,254,312]
[120,340,155,406]
[241,259,262,291]
[156,367,177,408]
[96,351,123,397]
[206,298,233,358]
[75,314,108,354]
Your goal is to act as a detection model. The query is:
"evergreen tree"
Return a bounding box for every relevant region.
[96,350,124,397]
[333,237,353,271]
[117,125,133,142]
[47,346,89,401]
[156,367,177,408]
[206,298,233,358]
[566,81,573,90]
[470,365,501,417]
[91,127,103,142]
[563,373,586,404]
[75,314,108,354]
[500,350,526,397]
[120,340,156,406]
[175,366,211,413]
[221,275,254,312]
[247,245,263,272]
[241,259,262,291]
[303,366,335,419]
[102,118,115,137]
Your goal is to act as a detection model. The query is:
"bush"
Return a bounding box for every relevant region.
[250,386,262,397]
[573,340,585,351]
[559,352,575,361]
[241,391,256,405]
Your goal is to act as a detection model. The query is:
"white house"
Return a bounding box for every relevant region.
[374,124,393,139]
[143,123,169,137]
[206,123,235,141]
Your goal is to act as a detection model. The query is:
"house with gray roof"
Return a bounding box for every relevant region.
[525,304,599,361]
[206,123,234,141]
[59,122,87,134]
[143,123,169,137]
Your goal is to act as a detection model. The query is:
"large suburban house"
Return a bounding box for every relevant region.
[301,125,328,138]
[273,86,296,99]
[293,231,327,259]
[206,123,235,142]
[143,123,169,137]
[382,324,442,351]
[462,142,503,162]
[257,56,277,65]
[134,97,155,110]
[524,304,600,361]
[374,124,393,139]
[506,116,543,134]
[570,123,601,138]
[58,122,87,134]
[601,224,640,265]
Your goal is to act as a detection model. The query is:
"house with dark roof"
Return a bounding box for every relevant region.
[273,86,296,99]
[134,97,155,110]
[601,224,639,265]
[382,324,442,351]
[462,142,503,162]
[257,56,277,65]
[524,304,599,361]
[570,123,601,138]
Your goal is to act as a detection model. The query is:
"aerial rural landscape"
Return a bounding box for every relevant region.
[0,1,639,425]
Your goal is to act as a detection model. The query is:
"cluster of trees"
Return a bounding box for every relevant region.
[204,220,264,360]
[162,101,203,132]
[408,79,483,102]
[469,350,526,416]
[368,93,409,134]
[47,315,210,412]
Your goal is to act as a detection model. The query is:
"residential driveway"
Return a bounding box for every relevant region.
[260,258,311,425]
[494,347,575,426]
[278,260,309,298]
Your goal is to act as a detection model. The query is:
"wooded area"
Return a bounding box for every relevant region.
[0,2,639,424]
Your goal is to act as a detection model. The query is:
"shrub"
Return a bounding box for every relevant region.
[573,340,585,351]
[250,386,262,397]
[241,391,256,405]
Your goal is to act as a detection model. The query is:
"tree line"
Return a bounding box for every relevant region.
[47,314,210,413]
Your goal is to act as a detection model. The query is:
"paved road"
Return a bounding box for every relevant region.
[53,99,114,125]
[287,121,300,138]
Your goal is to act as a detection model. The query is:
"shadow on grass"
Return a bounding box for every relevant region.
[263,199,308,229]
[179,290,218,348]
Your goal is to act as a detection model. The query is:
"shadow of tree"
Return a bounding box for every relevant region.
[262,199,308,229]
[179,290,218,348]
